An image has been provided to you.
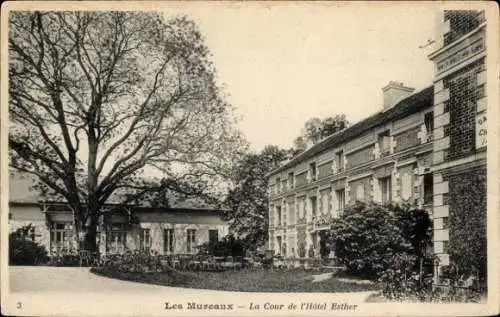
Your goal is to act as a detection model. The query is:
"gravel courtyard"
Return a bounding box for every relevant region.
[9,266,203,293]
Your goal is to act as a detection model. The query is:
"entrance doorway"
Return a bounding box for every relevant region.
[318,230,329,258]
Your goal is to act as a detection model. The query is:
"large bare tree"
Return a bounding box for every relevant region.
[9,11,246,252]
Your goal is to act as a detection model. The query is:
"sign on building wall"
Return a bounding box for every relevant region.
[436,38,485,74]
[476,113,487,149]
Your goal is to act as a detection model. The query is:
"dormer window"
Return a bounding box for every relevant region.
[309,162,317,182]
[378,130,391,156]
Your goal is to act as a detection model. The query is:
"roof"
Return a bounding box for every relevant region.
[9,172,40,204]
[268,86,434,176]
[8,171,220,211]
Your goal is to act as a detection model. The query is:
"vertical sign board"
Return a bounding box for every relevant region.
[476,112,487,149]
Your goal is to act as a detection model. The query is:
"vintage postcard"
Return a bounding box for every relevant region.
[1,1,499,316]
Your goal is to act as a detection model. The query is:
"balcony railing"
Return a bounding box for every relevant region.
[426,133,434,143]
[424,194,434,205]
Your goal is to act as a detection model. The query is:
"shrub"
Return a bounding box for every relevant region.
[100,250,165,273]
[47,249,81,267]
[9,224,48,265]
[197,234,246,258]
[328,202,432,280]
[447,169,487,287]
[378,253,435,301]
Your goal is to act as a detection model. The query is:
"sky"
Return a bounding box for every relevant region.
[160,3,438,152]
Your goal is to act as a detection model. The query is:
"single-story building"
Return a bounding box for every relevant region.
[8,172,229,256]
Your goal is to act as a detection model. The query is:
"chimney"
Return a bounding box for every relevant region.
[382,81,415,110]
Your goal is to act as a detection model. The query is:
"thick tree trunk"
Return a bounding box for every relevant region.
[82,214,99,253]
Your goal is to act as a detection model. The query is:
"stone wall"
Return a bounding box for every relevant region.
[443,10,483,46]
[445,59,485,161]
[348,176,372,202]
[346,146,375,169]
[318,161,333,179]
[394,127,421,153]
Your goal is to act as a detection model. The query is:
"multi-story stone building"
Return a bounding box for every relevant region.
[267,82,435,260]
[428,10,487,277]
[267,10,488,281]
[9,172,229,256]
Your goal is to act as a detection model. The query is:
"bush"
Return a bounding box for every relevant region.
[328,202,432,280]
[100,250,165,273]
[447,169,487,286]
[378,253,435,301]
[47,249,81,267]
[197,234,246,258]
[9,224,48,265]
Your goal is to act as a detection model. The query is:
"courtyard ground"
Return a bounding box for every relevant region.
[5,266,379,317]
[9,266,203,293]
[90,266,380,293]
[9,265,378,294]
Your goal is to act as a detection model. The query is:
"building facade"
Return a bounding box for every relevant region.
[268,83,435,260]
[9,173,229,256]
[267,10,488,280]
[428,10,487,276]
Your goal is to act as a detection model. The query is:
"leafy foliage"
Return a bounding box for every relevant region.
[328,202,432,280]
[197,234,246,257]
[100,250,165,273]
[224,146,289,248]
[9,11,246,251]
[9,224,48,265]
[292,114,349,153]
[46,250,81,267]
[447,169,487,284]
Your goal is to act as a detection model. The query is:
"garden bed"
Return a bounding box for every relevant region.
[90,267,380,293]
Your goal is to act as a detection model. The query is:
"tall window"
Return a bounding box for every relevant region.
[309,162,317,181]
[424,112,434,142]
[311,232,318,250]
[139,228,151,251]
[288,202,295,225]
[379,177,392,204]
[50,222,72,253]
[423,173,434,205]
[269,205,275,228]
[289,236,296,257]
[378,130,391,156]
[283,203,287,226]
[336,189,345,212]
[309,196,317,218]
[288,172,294,189]
[276,205,282,226]
[163,229,175,253]
[209,229,219,246]
[336,151,344,172]
[106,224,127,254]
[186,229,196,252]
[276,236,282,254]
[276,177,281,193]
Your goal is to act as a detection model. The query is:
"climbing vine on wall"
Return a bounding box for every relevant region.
[447,167,487,282]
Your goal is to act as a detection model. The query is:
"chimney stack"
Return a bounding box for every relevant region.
[382,81,415,110]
